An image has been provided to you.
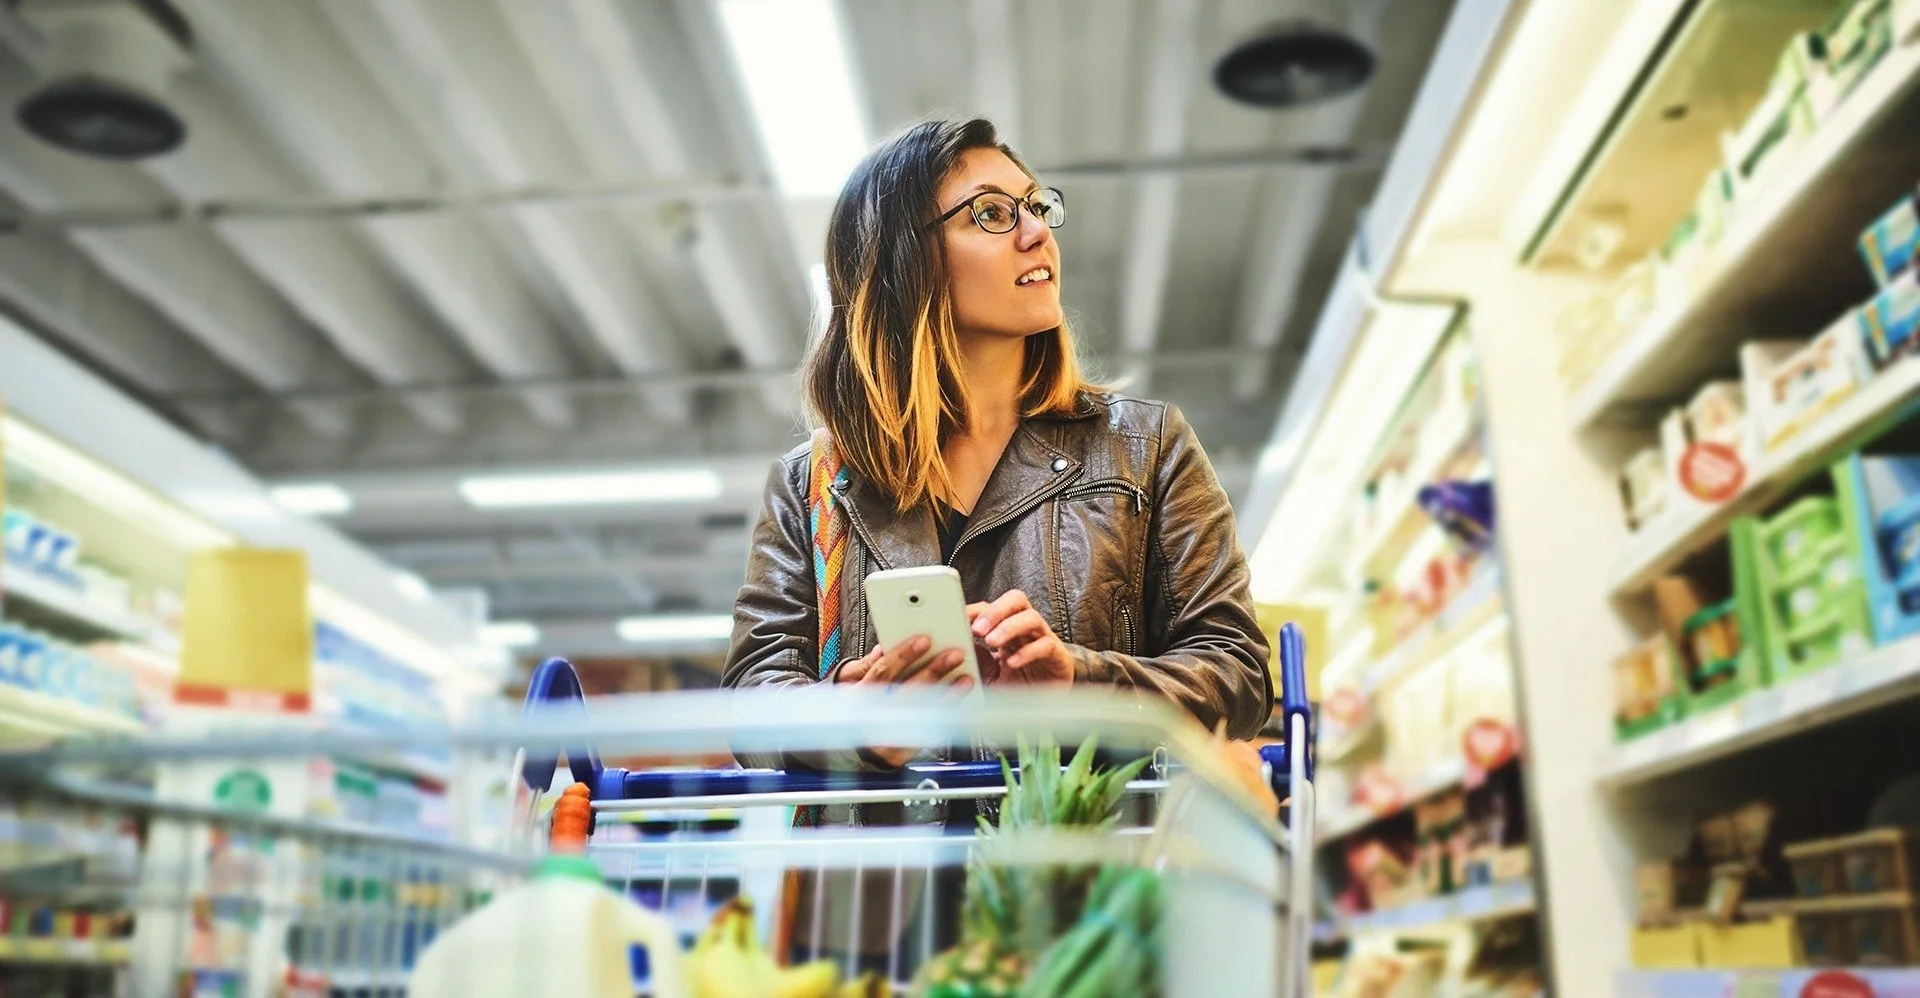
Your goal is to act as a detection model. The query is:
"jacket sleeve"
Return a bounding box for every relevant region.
[1065,404,1274,740]
[723,456,890,773]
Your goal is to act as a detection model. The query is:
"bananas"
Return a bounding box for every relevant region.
[689,898,844,998]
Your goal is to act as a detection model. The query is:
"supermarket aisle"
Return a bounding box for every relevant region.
[10,0,1920,995]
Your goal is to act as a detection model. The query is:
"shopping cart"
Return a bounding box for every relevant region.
[0,623,1314,998]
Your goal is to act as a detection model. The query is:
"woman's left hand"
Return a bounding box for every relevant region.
[967,589,1074,687]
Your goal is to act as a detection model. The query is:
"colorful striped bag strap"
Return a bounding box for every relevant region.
[806,429,849,679]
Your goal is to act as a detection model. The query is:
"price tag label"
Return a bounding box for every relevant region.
[1614,729,1668,773]
[1457,888,1491,918]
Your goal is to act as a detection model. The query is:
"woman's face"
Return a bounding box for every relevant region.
[935,147,1063,340]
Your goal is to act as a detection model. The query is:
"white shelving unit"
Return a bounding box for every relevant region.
[1566,37,1920,429]
[1318,756,1471,841]
[1317,879,1535,941]
[1609,359,1920,597]
[1,562,154,643]
[1600,631,1920,787]
[0,683,143,744]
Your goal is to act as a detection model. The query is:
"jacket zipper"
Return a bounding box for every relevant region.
[1116,599,1137,657]
[945,473,1085,566]
[1057,478,1147,514]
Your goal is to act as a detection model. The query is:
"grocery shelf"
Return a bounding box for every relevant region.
[0,935,130,965]
[1359,565,1505,695]
[1318,757,1470,842]
[0,683,144,744]
[1599,632,1920,788]
[1609,359,1920,598]
[1344,410,1477,586]
[1567,38,1920,430]
[1,562,153,643]
[1616,967,1920,998]
[1315,878,1535,941]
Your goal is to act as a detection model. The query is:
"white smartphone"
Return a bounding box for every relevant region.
[861,565,985,697]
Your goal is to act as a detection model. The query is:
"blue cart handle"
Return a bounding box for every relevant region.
[518,657,605,794]
[1258,621,1314,791]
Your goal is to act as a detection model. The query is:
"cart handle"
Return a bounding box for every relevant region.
[1259,621,1314,788]
[519,657,604,794]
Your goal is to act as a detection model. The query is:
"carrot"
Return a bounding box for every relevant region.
[549,782,594,853]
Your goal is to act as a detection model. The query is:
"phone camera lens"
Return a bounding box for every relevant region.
[908,593,921,605]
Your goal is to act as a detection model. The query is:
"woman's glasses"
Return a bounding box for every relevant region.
[931,187,1067,234]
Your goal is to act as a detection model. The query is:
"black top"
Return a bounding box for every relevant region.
[935,503,969,563]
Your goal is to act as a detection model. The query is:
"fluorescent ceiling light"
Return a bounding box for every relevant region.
[718,0,868,198]
[480,620,540,649]
[457,468,724,509]
[616,613,734,646]
[270,482,354,516]
[394,570,432,602]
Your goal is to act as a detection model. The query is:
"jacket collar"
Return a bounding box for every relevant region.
[833,420,1084,570]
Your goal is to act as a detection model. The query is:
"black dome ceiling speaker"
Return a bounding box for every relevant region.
[1214,25,1375,108]
[18,78,185,160]
[15,3,190,160]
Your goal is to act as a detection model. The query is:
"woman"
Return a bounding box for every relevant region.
[725,116,1271,764]
[723,116,1272,973]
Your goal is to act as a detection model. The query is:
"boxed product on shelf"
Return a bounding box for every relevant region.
[1651,381,1755,516]
[1741,325,1873,451]
[1620,446,1670,532]
[1698,915,1798,969]
[1858,184,1919,285]
[1825,0,1895,98]
[1637,861,1709,922]
[1789,894,1920,966]
[1725,31,1838,200]
[1653,575,1763,715]
[1631,922,1703,969]
[1732,490,1876,681]
[1839,451,1920,643]
[1784,828,1920,897]
[1612,635,1687,740]
[1857,265,1920,367]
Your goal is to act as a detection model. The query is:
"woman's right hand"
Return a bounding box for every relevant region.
[833,635,975,766]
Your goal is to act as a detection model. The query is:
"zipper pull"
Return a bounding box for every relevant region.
[1131,485,1144,514]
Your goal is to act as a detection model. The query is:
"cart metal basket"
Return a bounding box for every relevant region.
[0,624,1313,998]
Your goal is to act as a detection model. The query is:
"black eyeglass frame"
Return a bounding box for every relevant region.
[928,187,1067,234]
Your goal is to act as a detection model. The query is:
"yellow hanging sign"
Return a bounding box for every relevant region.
[178,548,313,712]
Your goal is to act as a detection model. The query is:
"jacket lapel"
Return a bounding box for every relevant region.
[953,422,1082,554]
[834,475,940,571]
[832,417,1086,570]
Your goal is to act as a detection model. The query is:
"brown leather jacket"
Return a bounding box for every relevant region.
[723,393,1272,770]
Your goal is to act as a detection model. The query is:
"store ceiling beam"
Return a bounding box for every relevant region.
[1115,0,1199,392]
[0,149,1387,234]
[325,0,696,425]
[0,228,248,443]
[552,0,800,419]
[172,0,580,429]
[0,58,356,439]
[166,346,1276,409]
[145,79,471,434]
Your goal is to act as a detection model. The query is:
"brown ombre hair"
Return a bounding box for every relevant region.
[803,118,1096,512]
